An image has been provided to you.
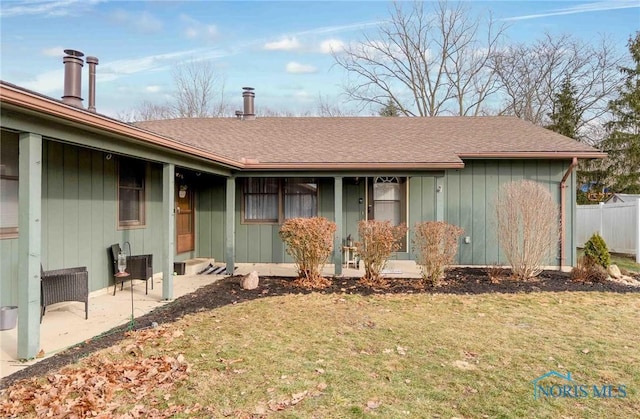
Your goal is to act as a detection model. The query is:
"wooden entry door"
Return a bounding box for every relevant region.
[176,184,194,253]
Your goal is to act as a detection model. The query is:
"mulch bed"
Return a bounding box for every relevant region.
[2,268,638,390]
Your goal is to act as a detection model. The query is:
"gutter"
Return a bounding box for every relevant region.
[0,82,243,170]
[559,157,578,268]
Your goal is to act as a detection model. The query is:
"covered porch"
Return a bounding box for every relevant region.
[1,262,422,380]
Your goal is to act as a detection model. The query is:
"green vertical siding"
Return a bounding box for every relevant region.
[342,181,364,242]
[0,238,19,306]
[28,141,168,292]
[444,159,574,266]
[195,177,226,263]
[407,176,438,259]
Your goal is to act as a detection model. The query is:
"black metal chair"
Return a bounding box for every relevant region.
[109,244,153,295]
[41,265,89,322]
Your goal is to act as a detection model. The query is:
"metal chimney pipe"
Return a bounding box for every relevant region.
[62,49,84,108]
[242,87,255,120]
[86,56,99,113]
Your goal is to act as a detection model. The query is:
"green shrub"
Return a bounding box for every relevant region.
[279,217,337,288]
[356,220,407,284]
[413,221,464,286]
[583,233,611,268]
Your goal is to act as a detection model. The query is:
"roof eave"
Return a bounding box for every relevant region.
[458,151,607,159]
[240,162,465,171]
[0,82,244,170]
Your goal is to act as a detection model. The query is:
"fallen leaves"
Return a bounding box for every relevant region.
[0,328,191,418]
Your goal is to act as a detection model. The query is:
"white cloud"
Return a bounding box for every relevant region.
[0,0,104,18]
[145,85,162,93]
[503,1,639,21]
[294,21,383,37]
[294,90,312,98]
[264,37,302,51]
[180,14,218,41]
[320,39,345,54]
[42,47,65,57]
[138,11,163,33]
[108,9,163,33]
[286,62,317,74]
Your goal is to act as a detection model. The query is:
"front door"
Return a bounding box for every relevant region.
[176,183,194,253]
[368,176,407,252]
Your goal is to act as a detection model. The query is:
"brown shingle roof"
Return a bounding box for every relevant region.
[135,116,604,170]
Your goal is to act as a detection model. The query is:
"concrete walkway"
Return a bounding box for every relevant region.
[1,261,420,380]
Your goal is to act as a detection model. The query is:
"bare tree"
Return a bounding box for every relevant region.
[121,59,227,121]
[332,1,506,116]
[172,60,227,118]
[316,94,358,117]
[116,101,174,122]
[491,33,624,130]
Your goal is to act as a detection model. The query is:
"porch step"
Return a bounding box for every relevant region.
[175,258,215,276]
[381,260,420,276]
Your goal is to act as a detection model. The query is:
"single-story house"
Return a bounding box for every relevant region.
[0,52,605,359]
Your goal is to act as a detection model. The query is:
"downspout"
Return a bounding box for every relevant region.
[560,157,578,269]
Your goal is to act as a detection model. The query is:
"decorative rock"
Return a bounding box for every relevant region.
[608,264,623,279]
[240,271,259,290]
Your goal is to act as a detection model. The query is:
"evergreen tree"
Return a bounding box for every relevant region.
[601,32,640,194]
[546,76,580,138]
[379,99,400,117]
[545,76,600,204]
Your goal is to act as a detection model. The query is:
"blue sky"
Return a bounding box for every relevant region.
[1,0,638,117]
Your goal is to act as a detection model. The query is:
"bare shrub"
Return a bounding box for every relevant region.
[485,263,507,283]
[413,221,464,286]
[573,256,610,283]
[279,217,336,289]
[356,220,407,285]
[571,256,592,282]
[495,180,560,280]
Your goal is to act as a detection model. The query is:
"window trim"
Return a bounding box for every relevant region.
[242,177,319,224]
[0,174,19,239]
[0,133,19,240]
[117,157,147,229]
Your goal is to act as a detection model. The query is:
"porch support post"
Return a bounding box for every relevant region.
[225,177,235,274]
[17,132,42,359]
[162,163,175,300]
[334,177,343,276]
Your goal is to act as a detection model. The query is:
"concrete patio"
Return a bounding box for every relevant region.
[1,261,420,380]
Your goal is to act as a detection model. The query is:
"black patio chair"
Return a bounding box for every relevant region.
[41,265,89,322]
[109,244,153,295]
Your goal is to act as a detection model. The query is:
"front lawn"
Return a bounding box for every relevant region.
[2,290,638,418]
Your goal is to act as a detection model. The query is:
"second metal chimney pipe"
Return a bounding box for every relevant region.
[242,87,255,120]
[86,56,99,113]
[62,49,84,108]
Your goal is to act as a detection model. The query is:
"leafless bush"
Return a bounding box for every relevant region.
[356,220,407,285]
[485,263,507,283]
[279,217,336,289]
[495,180,560,280]
[571,256,609,283]
[413,221,464,286]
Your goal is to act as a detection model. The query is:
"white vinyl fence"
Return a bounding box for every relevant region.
[576,199,640,263]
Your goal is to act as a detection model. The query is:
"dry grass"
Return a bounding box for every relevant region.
[5,292,640,418]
